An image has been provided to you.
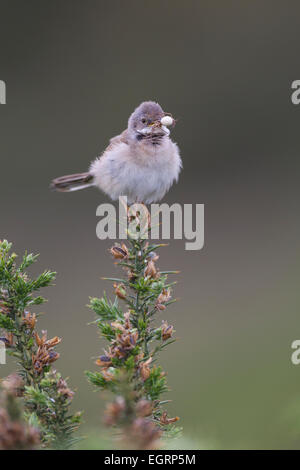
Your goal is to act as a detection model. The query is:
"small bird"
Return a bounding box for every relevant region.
[50,101,182,204]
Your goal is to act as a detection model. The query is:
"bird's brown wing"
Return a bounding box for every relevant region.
[51,131,129,192]
[107,129,129,150]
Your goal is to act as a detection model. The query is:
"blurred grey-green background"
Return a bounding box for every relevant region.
[1,0,300,449]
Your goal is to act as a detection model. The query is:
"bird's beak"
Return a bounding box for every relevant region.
[137,120,170,137]
[150,120,161,128]
[151,120,170,134]
[151,120,171,136]
[161,125,170,136]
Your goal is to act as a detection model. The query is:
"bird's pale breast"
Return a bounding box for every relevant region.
[90,138,181,203]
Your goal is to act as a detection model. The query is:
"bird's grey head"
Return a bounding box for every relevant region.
[128,101,170,145]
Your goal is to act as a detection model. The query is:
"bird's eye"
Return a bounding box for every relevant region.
[141,118,147,124]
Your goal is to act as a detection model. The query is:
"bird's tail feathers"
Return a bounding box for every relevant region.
[50,172,94,192]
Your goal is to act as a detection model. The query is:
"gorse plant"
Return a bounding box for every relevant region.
[24,370,78,449]
[0,240,81,449]
[0,374,40,450]
[86,210,181,449]
[0,216,182,450]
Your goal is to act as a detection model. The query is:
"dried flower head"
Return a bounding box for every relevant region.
[139,357,152,381]
[34,330,46,347]
[1,374,24,397]
[109,328,139,360]
[104,396,126,426]
[161,321,174,341]
[135,399,153,417]
[45,336,62,349]
[57,377,74,400]
[147,251,159,262]
[0,408,40,450]
[110,244,129,260]
[123,311,132,329]
[127,269,137,282]
[156,288,172,310]
[111,321,125,332]
[128,418,162,450]
[144,260,158,279]
[32,348,48,374]
[159,411,180,425]
[34,331,61,349]
[48,350,60,364]
[0,332,14,347]
[101,368,115,382]
[22,311,37,329]
[95,355,112,367]
[113,283,127,300]
[31,331,62,374]
[0,302,11,316]
[0,288,12,316]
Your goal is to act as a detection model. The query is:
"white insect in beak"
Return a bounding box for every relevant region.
[160,115,173,136]
[161,115,174,127]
